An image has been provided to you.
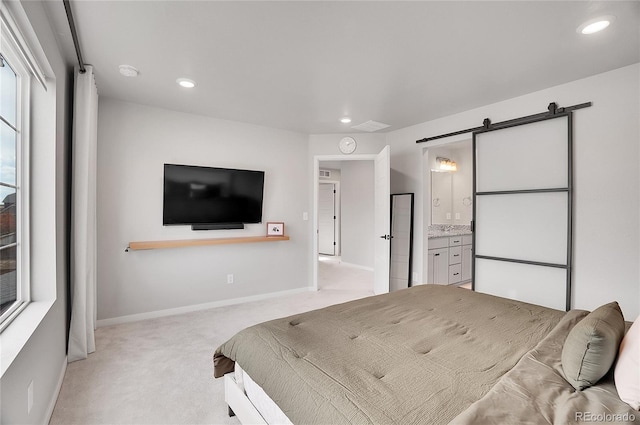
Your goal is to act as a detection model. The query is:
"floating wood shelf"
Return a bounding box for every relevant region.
[126,235,290,251]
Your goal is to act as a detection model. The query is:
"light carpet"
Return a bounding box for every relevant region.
[50,261,372,424]
[317,256,374,291]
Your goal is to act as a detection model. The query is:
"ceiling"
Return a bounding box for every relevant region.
[44,1,640,135]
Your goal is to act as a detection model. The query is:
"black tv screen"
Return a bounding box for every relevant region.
[163,164,264,226]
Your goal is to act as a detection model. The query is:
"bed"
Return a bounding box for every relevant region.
[213,285,639,424]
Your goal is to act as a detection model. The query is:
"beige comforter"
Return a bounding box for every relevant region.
[214,285,565,424]
[452,309,639,425]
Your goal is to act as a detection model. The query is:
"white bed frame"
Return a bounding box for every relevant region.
[224,373,268,425]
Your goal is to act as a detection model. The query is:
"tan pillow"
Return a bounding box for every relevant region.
[562,302,625,390]
[614,318,640,410]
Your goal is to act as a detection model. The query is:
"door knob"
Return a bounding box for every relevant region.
[379,235,390,240]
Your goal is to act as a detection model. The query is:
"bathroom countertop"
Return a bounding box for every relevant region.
[428,225,472,239]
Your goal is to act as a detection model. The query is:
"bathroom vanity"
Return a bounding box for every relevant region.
[427,227,472,286]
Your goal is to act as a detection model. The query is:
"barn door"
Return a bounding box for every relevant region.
[473,113,572,311]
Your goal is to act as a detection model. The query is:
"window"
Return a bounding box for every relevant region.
[0,20,31,329]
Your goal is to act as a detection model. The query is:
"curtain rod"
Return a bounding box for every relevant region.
[415,102,592,144]
[63,0,86,73]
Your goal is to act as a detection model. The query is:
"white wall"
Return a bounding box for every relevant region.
[340,161,375,269]
[0,1,70,424]
[387,63,640,320]
[96,99,309,321]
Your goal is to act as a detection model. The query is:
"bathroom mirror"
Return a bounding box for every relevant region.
[429,140,473,226]
[430,170,473,226]
[431,171,453,225]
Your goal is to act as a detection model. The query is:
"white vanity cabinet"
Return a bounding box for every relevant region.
[427,234,473,285]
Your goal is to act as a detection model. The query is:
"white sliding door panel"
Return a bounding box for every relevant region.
[475,259,567,311]
[476,117,568,192]
[473,112,572,311]
[475,192,568,264]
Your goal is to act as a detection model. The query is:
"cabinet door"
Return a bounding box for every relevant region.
[432,248,449,284]
[427,250,435,284]
[462,244,473,282]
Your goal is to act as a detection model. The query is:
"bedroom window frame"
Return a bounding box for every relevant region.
[0,10,33,331]
[471,110,573,311]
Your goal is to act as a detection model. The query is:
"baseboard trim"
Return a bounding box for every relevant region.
[44,355,67,424]
[339,261,374,272]
[96,287,313,328]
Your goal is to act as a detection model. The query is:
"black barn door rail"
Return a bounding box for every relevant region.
[416,102,592,144]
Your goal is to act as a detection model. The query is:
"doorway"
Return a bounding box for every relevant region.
[422,139,474,288]
[312,146,391,294]
[317,163,372,292]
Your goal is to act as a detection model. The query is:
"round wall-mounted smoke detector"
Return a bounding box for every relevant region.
[119,65,140,77]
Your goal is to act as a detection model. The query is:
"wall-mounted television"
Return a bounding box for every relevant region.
[163,164,265,230]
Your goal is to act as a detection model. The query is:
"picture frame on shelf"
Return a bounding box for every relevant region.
[266,222,285,237]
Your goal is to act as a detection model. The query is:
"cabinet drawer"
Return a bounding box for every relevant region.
[462,235,473,245]
[449,236,462,246]
[449,245,462,265]
[429,237,449,249]
[449,264,462,284]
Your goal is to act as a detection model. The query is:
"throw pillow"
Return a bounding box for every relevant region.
[614,318,640,410]
[562,302,625,390]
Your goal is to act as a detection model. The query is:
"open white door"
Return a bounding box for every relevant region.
[374,146,391,294]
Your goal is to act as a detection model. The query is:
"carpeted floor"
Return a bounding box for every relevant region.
[317,255,374,291]
[50,260,373,424]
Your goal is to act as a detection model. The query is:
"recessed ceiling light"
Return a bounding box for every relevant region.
[119,65,139,77]
[340,117,352,124]
[577,15,615,35]
[177,78,196,88]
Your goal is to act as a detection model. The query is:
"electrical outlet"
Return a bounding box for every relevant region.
[446,212,451,219]
[412,272,418,283]
[27,380,33,414]
[227,274,234,284]
[302,212,308,221]
[455,213,460,220]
